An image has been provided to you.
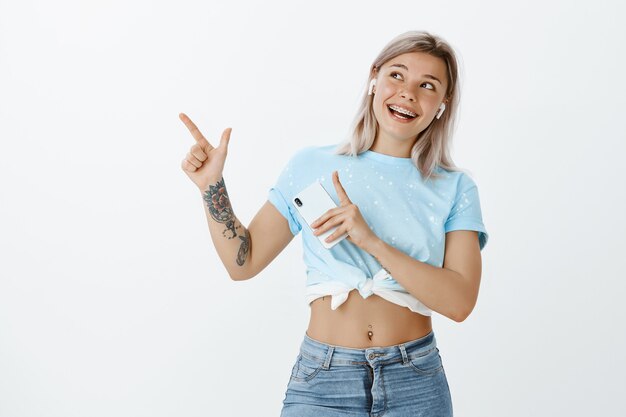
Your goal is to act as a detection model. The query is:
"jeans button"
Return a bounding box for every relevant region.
[368,353,375,360]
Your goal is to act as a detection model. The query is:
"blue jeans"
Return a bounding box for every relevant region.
[280,331,453,417]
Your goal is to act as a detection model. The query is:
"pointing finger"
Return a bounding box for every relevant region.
[179,113,213,150]
[332,170,351,205]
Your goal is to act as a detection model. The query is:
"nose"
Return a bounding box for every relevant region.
[399,88,417,102]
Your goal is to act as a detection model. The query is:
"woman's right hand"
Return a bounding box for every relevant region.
[179,112,232,191]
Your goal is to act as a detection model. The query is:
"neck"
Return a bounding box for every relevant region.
[369,135,415,158]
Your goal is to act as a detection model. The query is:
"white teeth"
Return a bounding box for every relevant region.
[388,105,417,118]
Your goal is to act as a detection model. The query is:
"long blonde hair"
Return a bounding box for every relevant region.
[334,30,463,180]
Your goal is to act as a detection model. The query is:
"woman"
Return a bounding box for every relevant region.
[180,30,488,417]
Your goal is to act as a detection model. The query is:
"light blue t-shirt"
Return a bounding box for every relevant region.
[267,143,488,315]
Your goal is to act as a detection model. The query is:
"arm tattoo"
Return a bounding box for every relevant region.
[236,228,250,266]
[203,178,233,223]
[203,177,251,266]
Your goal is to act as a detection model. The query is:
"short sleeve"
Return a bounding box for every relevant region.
[444,173,489,250]
[267,151,304,236]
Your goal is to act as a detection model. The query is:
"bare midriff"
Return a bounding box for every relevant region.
[307,289,433,348]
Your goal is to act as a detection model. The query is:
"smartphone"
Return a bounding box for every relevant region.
[292,180,349,249]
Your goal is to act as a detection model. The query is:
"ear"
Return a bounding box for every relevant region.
[368,69,378,95]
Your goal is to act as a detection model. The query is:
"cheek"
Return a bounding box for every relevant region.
[372,96,388,123]
[376,81,396,98]
[372,84,395,114]
[429,91,446,106]
[418,95,439,115]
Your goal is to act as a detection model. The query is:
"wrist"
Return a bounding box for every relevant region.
[198,176,225,194]
[364,235,385,257]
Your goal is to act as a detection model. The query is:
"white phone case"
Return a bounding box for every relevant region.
[292,180,349,249]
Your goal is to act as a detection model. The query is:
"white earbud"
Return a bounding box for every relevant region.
[368,79,376,96]
[435,102,446,119]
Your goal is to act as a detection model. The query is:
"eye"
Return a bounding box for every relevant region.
[421,82,435,90]
[390,71,403,80]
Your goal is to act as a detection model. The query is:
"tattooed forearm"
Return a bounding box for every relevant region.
[203,178,233,223]
[202,177,251,267]
[223,219,239,239]
[236,228,251,266]
[203,178,241,239]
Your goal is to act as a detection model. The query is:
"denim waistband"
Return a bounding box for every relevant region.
[300,331,437,368]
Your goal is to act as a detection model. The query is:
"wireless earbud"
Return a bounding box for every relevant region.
[368,79,376,96]
[435,102,446,119]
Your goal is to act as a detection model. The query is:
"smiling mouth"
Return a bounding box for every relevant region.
[387,104,418,120]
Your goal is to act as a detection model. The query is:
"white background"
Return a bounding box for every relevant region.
[1,0,625,416]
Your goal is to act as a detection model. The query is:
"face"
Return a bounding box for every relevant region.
[371,51,449,150]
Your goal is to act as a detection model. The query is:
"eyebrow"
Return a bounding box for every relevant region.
[389,64,443,85]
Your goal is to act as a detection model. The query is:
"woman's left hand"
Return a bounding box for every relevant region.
[310,170,381,252]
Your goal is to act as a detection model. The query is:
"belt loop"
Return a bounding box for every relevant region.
[399,344,409,364]
[323,346,335,370]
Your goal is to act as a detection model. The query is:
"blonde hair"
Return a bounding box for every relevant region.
[334,30,463,181]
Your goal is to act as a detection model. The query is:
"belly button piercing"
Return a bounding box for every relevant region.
[368,330,373,340]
